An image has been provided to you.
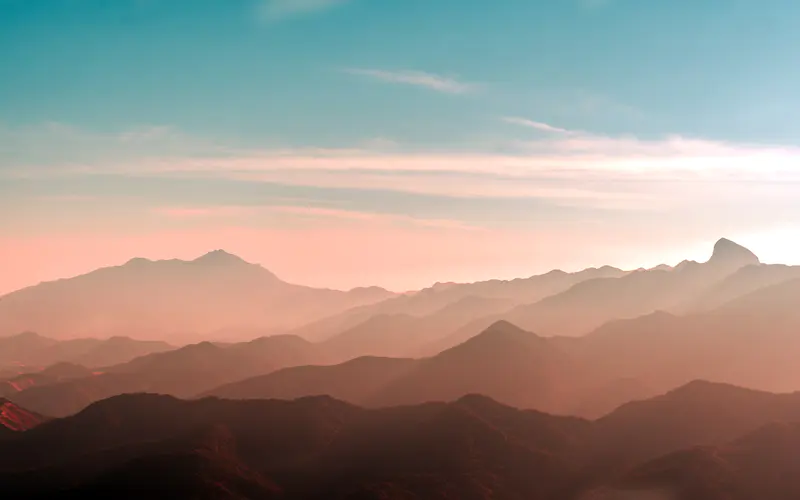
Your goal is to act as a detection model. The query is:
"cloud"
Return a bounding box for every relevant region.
[267,205,482,230]
[344,68,477,94]
[259,0,348,22]
[3,121,800,224]
[503,116,576,135]
[151,204,481,232]
[151,206,259,218]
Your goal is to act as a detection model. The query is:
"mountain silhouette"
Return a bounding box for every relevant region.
[315,295,517,360]
[5,382,800,498]
[0,362,92,398]
[206,356,419,403]
[291,266,626,343]
[708,237,760,267]
[8,335,328,417]
[594,421,800,500]
[0,251,395,341]
[0,332,172,374]
[365,321,580,412]
[421,238,771,350]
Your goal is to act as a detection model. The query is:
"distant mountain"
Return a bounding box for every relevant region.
[292,266,626,342]
[0,362,92,398]
[204,321,598,415]
[563,276,800,396]
[366,321,581,413]
[422,238,769,353]
[213,269,800,418]
[0,251,395,341]
[0,331,172,371]
[498,238,760,337]
[317,295,517,360]
[206,356,419,403]
[679,263,800,313]
[9,335,327,417]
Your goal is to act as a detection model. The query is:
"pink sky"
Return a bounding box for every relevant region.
[0,215,762,295]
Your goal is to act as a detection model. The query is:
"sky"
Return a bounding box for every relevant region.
[1,0,800,293]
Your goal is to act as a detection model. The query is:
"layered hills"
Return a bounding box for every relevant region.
[3,382,800,499]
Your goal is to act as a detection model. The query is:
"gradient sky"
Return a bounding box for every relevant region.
[2,0,800,293]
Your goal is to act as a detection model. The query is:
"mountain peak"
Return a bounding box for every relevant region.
[193,250,249,266]
[709,238,759,267]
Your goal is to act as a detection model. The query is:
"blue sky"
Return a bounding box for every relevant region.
[1,0,800,292]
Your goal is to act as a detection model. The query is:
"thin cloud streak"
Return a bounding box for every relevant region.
[503,116,575,134]
[152,204,483,231]
[3,122,800,216]
[344,68,477,94]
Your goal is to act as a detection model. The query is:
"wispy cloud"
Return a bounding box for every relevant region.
[3,122,800,222]
[503,116,576,135]
[268,205,482,230]
[344,68,477,94]
[259,0,348,22]
[151,206,259,219]
[151,204,481,231]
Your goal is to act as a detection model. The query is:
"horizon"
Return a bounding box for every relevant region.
[0,235,790,295]
[2,0,800,295]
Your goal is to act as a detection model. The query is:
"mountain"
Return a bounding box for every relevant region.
[205,356,419,403]
[593,422,800,500]
[0,393,590,499]
[213,268,800,418]
[563,275,800,396]
[317,295,517,360]
[0,251,395,341]
[591,381,800,465]
[491,238,761,337]
[0,331,172,373]
[680,263,800,313]
[0,362,93,398]
[292,266,626,343]
[0,398,47,433]
[6,382,800,499]
[366,321,581,413]
[8,335,327,417]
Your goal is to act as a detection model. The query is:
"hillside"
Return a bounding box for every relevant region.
[4,382,800,498]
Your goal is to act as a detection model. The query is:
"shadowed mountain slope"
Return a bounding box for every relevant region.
[0,362,93,398]
[206,356,419,403]
[5,382,800,499]
[0,331,172,371]
[365,321,581,413]
[9,335,327,417]
[0,398,48,433]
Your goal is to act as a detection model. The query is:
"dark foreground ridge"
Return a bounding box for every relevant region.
[4,382,800,499]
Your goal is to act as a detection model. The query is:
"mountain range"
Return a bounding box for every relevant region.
[1,237,800,497]
[0,250,395,341]
[3,238,800,420]
[4,381,800,499]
